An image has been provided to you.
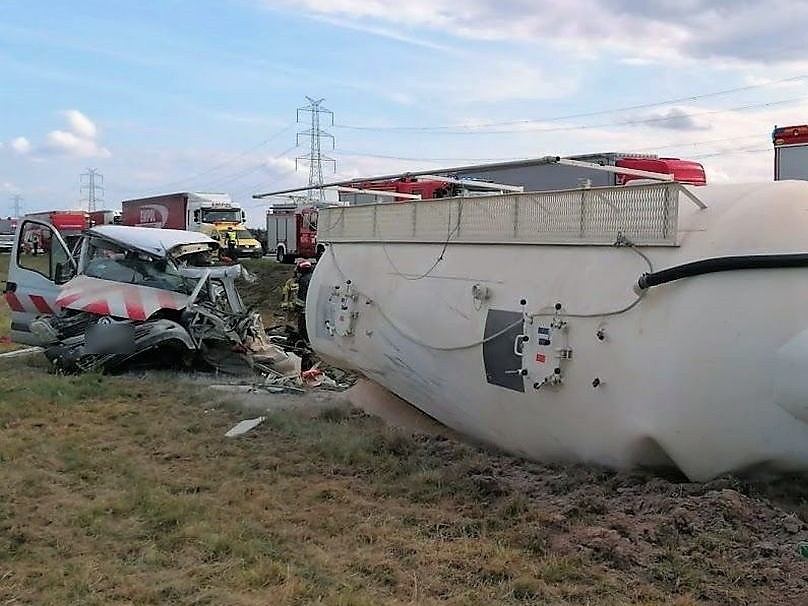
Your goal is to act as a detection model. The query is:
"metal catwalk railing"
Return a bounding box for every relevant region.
[317,183,685,246]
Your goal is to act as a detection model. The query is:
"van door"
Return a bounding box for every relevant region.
[3,219,76,345]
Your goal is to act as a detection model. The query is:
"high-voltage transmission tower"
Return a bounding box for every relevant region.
[80,168,104,212]
[10,194,23,217]
[295,97,335,203]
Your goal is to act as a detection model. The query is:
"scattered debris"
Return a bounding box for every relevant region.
[224,416,265,437]
[0,346,44,359]
[208,364,351,397]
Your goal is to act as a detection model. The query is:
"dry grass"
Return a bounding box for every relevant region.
[0,360,659,605]
[1,356,805,605]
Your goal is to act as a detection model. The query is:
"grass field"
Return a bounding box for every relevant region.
[0,255,806,605]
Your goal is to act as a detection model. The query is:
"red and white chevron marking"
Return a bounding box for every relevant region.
[3,292,58,315]
[55,276,189,321]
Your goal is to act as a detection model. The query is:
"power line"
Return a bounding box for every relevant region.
[240,167,302,208]
[336,149,527,163]
[204,145,298,189]
[630,133,769,153]
[690,146,772,160]
[80,169,104,212]
[336,134,772,165]
[334,95,808,137]
[119,124,294,196]
[335,74,808,132]
[296,97,336,202]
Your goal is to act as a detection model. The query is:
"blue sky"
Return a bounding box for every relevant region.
[2,0,808,225]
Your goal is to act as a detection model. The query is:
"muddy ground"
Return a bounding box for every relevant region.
[238,258,295,326]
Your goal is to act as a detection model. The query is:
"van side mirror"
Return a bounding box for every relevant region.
[193,210,200,222]
[54,262,75,285]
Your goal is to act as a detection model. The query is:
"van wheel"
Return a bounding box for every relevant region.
[276,247,285,263]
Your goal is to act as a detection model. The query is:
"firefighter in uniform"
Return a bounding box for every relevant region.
[280,259,314,342]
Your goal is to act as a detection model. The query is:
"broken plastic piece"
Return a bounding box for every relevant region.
[301,368,325,387]
[224,416,265,437]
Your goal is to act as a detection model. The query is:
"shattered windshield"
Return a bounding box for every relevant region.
[84,238,194,294]
[201,208,241,223]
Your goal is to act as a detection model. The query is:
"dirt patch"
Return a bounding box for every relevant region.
[461,454,808,604]
[238,258,295,323]
[346,378,452,436]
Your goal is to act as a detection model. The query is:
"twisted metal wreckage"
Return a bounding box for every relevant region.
[5,224,301,377]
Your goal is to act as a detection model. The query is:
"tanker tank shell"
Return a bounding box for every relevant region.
[307,181,808,481]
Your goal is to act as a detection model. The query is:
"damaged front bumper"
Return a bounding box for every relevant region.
[42,318,197,374]
[36,306,299,376]
[31,263,298,376]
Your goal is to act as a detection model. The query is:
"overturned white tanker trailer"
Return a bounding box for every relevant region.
[304,179,808,481]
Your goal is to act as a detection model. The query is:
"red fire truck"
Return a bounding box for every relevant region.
[773,124,808,181]
[266,204,321,263]
[24,210,91,253]
[337,177,460,204]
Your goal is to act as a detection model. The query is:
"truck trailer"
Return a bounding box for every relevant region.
[90,209,122,226]
[0,217,17,252]
[120,192,263,258]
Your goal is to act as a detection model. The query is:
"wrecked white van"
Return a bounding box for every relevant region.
[3,220,294,374]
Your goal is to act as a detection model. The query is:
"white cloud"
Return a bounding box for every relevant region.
[272,0,808,67]
[44,129,110,158]
[264,155,296,172]
[11,109,110,159]
[10,136,31,155]
[63,109,98,139]
[442,59,579,103]
[741,75,807,89]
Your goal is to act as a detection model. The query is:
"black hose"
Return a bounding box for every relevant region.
[637,253,808,290]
